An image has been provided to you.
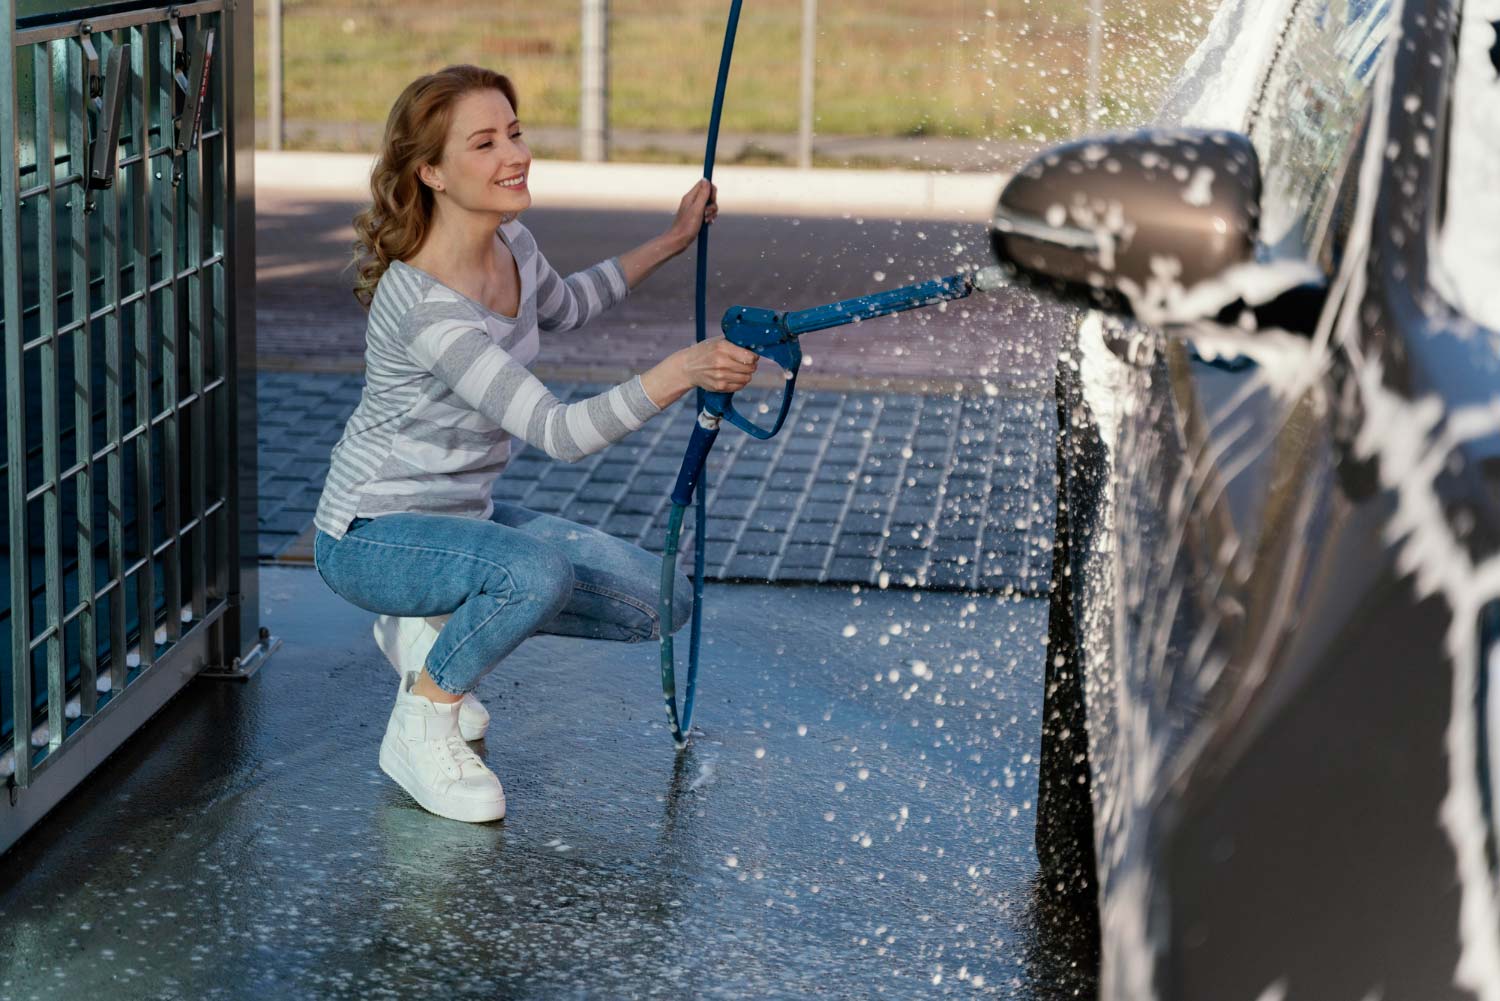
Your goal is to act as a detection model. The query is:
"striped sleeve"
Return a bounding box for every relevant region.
[534,248,629,333]
[400,300,661,463]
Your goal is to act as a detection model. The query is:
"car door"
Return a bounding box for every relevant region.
[1057,0,1401,994]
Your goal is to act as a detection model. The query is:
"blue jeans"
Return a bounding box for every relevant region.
[314,503,693,695]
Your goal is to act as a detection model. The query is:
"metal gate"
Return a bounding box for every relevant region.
[1,0,261,854]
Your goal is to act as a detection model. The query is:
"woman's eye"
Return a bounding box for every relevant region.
[478,140,493,148]
[510,132,524,140]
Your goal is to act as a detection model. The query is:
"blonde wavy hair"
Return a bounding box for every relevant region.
[351,65,519,309]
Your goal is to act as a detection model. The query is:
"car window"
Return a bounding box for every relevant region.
[1433,0,1500,330]
[1248,0,1393,263]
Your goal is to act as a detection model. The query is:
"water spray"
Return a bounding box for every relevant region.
[657,266,1009,746]
[657,0,1012,747]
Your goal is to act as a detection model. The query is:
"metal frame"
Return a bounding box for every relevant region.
[1,0,263,856]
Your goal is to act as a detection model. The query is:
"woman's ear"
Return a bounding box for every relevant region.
[417,163,445,193]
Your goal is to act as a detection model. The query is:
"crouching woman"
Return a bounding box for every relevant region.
[312,65,757,823]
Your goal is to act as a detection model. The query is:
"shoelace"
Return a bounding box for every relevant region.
[434,734,485,779]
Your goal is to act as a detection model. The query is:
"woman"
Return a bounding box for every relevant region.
[312,64,759,824]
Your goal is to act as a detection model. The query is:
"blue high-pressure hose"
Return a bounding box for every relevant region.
[657,0,745,748]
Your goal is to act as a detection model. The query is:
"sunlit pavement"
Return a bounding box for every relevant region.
[0,566,1097,999]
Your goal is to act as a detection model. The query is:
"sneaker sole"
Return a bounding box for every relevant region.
[379,741,506,823]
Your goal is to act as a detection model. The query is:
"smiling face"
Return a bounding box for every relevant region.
[420,88,531,219]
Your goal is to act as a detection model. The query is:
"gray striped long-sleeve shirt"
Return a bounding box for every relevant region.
[313,220,662,539]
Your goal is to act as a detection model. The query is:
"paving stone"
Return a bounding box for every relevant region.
[774,452,821,473]
[576,480,626,504]
[798,501,846,524]
[807,483,853,504]
[927,562,979,590]
[700,496,751,519]
[714,477,763,500]
[614,492,662,516]
[779,543,833,569]
[840,512,889,536]
[743,510,788,533]
[754,491,801,512]
[824,557,876,582]
[703,519,743,543]
[493,479,533,501]
[836,535,882,559]
[538,469,591,490]
[724,554,775,580]
[890,503,937,524]
[928,538,982,563]
[878,546,931,574]
[736,530,784,556]
[603,513,651,538]
[682,538,734,567]
[257,509,309,536]
[523,489,572,512]
[588,462,636,484]
[630,475,674,496]
[562,501,613,524]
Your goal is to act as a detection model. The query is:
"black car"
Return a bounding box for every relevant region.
[986,0,1500,996]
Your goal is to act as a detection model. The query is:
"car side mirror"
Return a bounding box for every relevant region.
[990,129,1295,325]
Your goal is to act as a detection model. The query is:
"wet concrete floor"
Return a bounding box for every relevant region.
[0,567,1097,1000]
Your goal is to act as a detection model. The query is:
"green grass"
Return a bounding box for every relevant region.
[256,0,1216,151]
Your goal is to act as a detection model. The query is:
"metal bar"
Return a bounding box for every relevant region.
[185,16,207,625]
[209,17,228,610]
[70,31,98,717]
[267,0,281,151]
[579,0,608,162]
[223,0,259,662]
[16,1,223,47]
[3,0,34,788]
[35,40,67,755]
[130,25,156,671]
[103,26,127,694]
[157,21,182,644]
[797,0,815,170]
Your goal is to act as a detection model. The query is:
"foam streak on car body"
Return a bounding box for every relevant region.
[1333,4,1500,989]
[1432,0,1500,331]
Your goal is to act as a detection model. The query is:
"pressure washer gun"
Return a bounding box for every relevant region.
[656,265,1008,746]
[668,266,1007,507]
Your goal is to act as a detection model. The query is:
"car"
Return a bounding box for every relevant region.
[983,0,1500,996]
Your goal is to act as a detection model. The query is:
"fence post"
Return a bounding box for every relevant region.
[1086,0,1102,128]
[580,0,608,162]
[268,0,282,149]
[797,0,815,169]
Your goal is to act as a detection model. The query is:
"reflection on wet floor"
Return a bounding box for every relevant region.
[0,568,1098,999]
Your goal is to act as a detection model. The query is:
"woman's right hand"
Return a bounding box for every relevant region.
[676,337,759,394]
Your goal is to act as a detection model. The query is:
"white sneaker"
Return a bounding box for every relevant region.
[372,614,491,741]
[379,672,506,823]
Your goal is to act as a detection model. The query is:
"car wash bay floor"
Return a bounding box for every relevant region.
[0,567,1097,1000]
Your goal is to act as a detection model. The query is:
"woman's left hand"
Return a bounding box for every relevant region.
[665,179,719,254]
